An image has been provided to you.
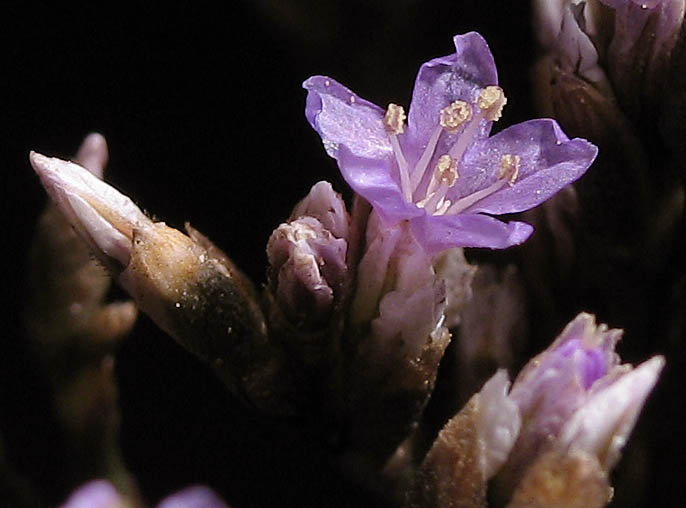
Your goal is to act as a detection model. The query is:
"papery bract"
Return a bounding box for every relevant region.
[304,32,597,253]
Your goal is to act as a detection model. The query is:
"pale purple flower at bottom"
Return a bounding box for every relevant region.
[61,480,229,508]
[158,486,229,508]
[304,32,597,253]
[60,480,127,508]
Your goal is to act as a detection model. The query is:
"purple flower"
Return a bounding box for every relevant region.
[304,32,597,253]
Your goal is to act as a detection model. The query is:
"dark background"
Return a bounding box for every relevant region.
[0,2,678,507]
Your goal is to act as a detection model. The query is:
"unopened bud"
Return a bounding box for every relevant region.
[493,314,663,503]
[267,217,347,328]
[30,152,295,415]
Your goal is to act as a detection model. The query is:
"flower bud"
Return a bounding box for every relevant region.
[493,313,663,505]
[266,181,349,330]
[30,151,296,416]
[506,354,663,508]
[26,134,137,350]
[290,180,349,239]
[26,135,138,497]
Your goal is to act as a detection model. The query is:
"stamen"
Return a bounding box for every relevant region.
[445,154,521,215]
[385,104,412,201]
[418,194,452,216]
[426,154,459,196]
[420,155,459,214]
[447,117,480,162]
[478,86,507,121]
[440,101,473,133]
[421,185,451,215]
[498,154,520,185]
[390,135,412,202]
[409,125,443,192]
[384,103,406,135]
[445,181,504,215]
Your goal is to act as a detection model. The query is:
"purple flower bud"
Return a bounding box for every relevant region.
[266,182,349,328]
[290,180,349,239]
[494,313,663,503]
[506,355,663,508]
[504,314,621,484]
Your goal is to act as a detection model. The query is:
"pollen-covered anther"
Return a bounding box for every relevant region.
[384,103,407,135]
[498,154,520,186]
[435,154,459,186]
[440,100,473,132]
[478,86,507,121]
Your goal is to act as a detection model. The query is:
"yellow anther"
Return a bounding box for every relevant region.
[435,154,459,186]
[384,103,406,135]
[498,154,520,185]
[439,100,473,132]
[478,86,507,121]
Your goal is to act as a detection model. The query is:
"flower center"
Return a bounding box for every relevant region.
[385,86,513,216]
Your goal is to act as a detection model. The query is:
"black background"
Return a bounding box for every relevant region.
[0,2,678,507]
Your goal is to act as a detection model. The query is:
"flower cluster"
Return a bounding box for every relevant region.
[16,22,666,508]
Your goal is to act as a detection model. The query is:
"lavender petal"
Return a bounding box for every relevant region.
[409,212,534,253]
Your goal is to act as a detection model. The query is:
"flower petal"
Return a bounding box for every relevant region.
[303,75,392,160]
[455,119,597,215]
[409,213,533,252]
[406,32,498,150]
[337,145,421,225]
